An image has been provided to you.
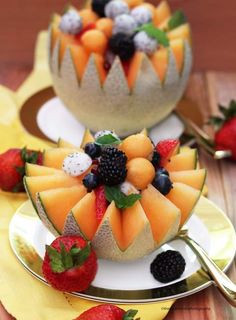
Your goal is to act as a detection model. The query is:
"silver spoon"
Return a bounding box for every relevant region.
[177,227,236,307]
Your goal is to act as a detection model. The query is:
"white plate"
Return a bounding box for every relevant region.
[36,97,185,145]
[9,197,236,304]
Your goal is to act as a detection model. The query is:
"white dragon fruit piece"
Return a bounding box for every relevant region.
[59,10,83,35]
[62,152,92,176]
[105,0,129,19]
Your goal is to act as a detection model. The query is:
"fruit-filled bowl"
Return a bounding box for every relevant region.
[49,0,192,136]
[23,129,205,262]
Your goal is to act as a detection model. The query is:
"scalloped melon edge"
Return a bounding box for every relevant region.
[49,34,192,136]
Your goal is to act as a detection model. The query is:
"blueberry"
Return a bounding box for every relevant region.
[83,173,100,191]
[84,143,101,159]
[156,167,169,176]
[152,173,173,195]
[151,150,161,167]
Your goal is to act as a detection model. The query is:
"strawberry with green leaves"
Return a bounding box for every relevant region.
[209,100,236,160]
[75,304,140,320]
[42,236,97,292]
[0,147,42,192]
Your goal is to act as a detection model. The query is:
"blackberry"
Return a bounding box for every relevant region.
[150,250,186,283]
[98,147,127,186]
[152,173,173,195]
[109,33,135,61]
[92,0,110,17]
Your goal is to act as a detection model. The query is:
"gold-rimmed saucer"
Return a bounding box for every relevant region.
[9,196,236,304]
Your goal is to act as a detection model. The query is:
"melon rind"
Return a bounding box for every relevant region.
[49,29,192,136]
[35,193,60,237]
[63,211,87,239]
[92,216,155,262]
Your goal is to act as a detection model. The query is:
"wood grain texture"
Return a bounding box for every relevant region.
[1,0,236,71]
[0,69,236,319]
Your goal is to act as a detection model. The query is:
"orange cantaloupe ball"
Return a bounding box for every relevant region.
[96,18,113,38]
[70,44,89,80]
[126,158,155,190]
[124,0,144,8]
[120,133,153,159]
[150,48,168,82]
[79,9,98,27]
[81,29,108,54]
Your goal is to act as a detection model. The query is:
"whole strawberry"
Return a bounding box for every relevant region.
[0,147,42,192]
[42,235,97,292]
[209,100,236,160]
[75,304,139,320]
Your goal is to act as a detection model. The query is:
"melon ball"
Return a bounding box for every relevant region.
[124,0,144,8]
[126,158,155,190]
[79,9,98,27]
[96,18,113,38]
[81,30,108,54]
[120,133,153,159]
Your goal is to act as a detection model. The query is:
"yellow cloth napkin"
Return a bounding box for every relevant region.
[0,32,174,319]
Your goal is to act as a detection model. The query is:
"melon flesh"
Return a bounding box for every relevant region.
[170,169,206,190]
[104,201,124,249]
[154,1,171,26]
[122,201,148,249]
[150,48,168,82]
[166,182,201,227]
[170,39,184,73]
[70,44,89,81]
[24,175,79,204]
[168,24,191,43]
[94,54,107,84]
[37,185,87,233]
[141,185,181,244]
[57,138,77,149]
[80,129,95,148]
[25,163,64,177]
[127,52,144,89]
[43,148,82,169]
[59,33,75,63]
[165,149,197,171]
[70,192,98,240]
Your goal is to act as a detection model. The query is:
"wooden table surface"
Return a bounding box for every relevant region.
[0,67,236,319]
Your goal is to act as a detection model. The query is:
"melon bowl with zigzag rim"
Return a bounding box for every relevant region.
[48,0,192,136]
[23,130,206,262]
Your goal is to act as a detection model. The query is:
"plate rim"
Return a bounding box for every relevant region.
[9,198,236,304]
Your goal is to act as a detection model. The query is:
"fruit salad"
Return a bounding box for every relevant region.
[24,130,206,262]
[49,1,192,136]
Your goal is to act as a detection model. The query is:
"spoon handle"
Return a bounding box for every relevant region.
[178,234,236,307]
